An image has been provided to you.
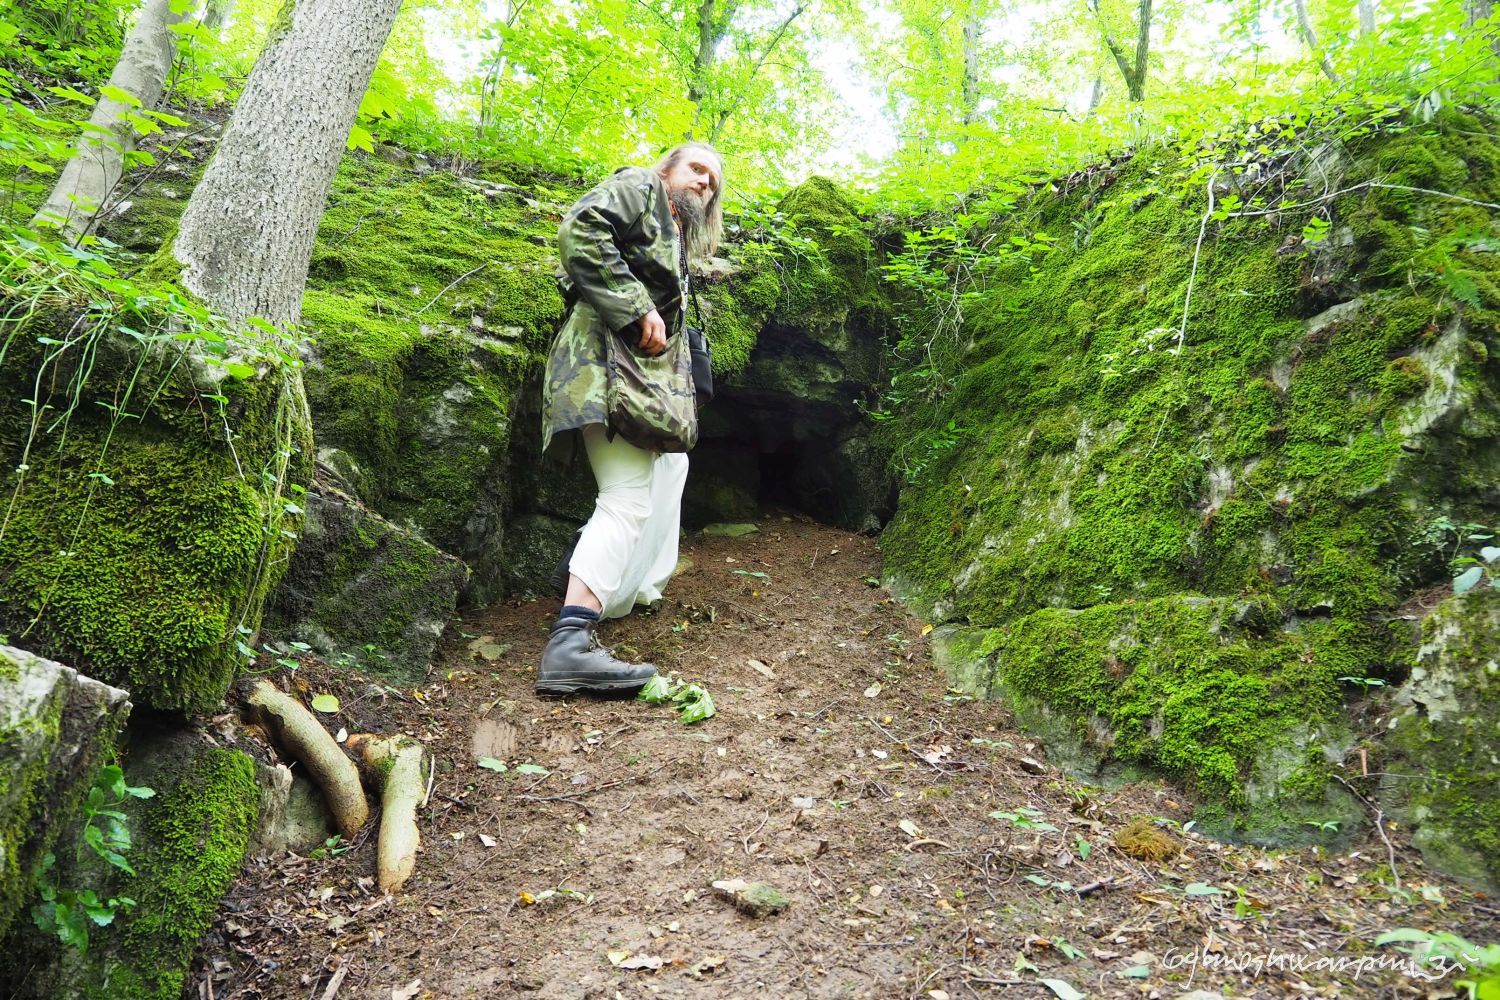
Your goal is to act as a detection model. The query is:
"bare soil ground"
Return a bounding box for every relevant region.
[196,513,1497,1000]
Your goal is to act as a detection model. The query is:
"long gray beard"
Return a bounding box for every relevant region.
[668,188,707,263]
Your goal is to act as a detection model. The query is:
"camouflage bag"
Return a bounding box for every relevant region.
[603,327,698,452]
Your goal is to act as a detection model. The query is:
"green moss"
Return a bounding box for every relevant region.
[83,743,260,1000]
[0,313,311,714]
[881,110,1500,835]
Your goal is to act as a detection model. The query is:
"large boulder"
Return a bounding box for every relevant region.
[0,647,130,941]
[0,304,312,714]
[264,468,468,684]
[5,728,261,1000]
[1381,589,1500,890]
[882,112,1500,845]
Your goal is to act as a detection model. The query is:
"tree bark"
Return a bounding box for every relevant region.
[32,0,191,240]
[1089,0,1152,102]
[1357,0,1375,35]
[961,11,982,127]
[1465,0,1499,56]
[1293,0,1341,82]
[172,0,403,329]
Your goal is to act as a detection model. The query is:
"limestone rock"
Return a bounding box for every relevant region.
[502,513,582,597]
[1381,589,1500,891]
[265,471,468,686]
[0,647,130,941]
[5,728,260,1000]
[710,878,789,917]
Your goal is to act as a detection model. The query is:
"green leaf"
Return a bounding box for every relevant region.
[1040,978,1085,1000]
[676,685,716,724]
[347,123,374,153]
[515,763,549,776]
[1185,882,1227,896]
[310,693,340,713]
[637,674,676,704]
[1455,566,1484,594]
[47,85,95,105]
[1124,964,1151,977]
[99,84,143,107]
[477,757,508,772]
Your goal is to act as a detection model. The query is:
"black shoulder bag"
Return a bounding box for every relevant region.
[685,286,713,406]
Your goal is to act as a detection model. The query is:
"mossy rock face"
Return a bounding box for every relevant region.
[300,154,566,602]
[0,647,130,942]
[6,729,260,1000]
[0,316,313,715]
[883,112,1500,841]
[264,472,468,684]
[1381,589,1500,891]
[499,512,580,599]
[931,601,1363,848]
[694,177,898,531]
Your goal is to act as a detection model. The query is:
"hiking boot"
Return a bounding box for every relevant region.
[536,615,656,695]
[550,528,584,599]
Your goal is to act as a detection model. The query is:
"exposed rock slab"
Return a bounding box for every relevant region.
[0,646,130,941]
[265,470,468,685]
[1381,589,1500,890]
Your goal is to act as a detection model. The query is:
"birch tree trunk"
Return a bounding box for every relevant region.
[32,0,191,240]
[171,0,402,329]
[960,12,982,127]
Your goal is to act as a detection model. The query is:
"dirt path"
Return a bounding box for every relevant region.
[199,514,1496,1000]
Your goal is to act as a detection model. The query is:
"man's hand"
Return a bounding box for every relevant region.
[637,309,666,355]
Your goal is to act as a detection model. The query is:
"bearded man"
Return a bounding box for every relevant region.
[535,142,724,695]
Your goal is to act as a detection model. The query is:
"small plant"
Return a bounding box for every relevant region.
[32,763,155,952]
[310,834,352,860]
[988,806,1059,833]
[1376,928,1500,998]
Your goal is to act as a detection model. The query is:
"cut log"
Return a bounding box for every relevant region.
[238,679,368,839]
[353,735,426,893]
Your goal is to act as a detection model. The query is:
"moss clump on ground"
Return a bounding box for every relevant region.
[882,110,1500,841]
[1114,817,1182,862]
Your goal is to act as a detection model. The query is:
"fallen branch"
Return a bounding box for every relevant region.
[351,734,428,894]
[239,679,369,839]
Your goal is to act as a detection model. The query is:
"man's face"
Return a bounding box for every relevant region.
[662,151,720,210]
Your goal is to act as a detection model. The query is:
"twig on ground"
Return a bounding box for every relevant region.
[413,262,490,316]
[1334,775,1401,889]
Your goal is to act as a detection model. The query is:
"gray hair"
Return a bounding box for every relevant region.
[654,142,723,261]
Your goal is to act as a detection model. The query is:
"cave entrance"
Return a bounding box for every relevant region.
[680,385,894,534]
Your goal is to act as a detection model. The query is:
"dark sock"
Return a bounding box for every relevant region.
[560,605,601,622]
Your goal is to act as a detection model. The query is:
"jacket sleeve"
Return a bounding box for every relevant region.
[558,169,658,333]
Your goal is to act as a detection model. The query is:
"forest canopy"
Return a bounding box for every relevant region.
[3,0,1498,209]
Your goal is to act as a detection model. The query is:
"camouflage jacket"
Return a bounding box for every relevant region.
[542,166,688,452]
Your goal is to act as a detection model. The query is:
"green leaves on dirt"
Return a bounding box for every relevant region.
[638,675,716,724]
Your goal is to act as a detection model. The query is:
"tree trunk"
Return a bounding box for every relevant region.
[1089,0,1152,102]
[32,0,191,240]
[172,0,403,329]
[1357,0,1375,35]
[1293,0,1341,82]
[202,0,233,30]
[960,11,982,127]
[1085,74,1103,116]
[1465,0,1499,56]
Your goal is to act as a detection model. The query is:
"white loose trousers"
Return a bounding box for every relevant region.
[569,423,689,620]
